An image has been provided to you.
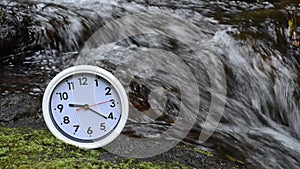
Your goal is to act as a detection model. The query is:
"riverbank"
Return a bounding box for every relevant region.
[0,127,244,168]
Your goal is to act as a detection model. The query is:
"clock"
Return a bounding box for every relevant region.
[42,65,128,149]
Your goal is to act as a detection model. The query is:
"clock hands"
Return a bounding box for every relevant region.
[74,100,111,111]
[69,102,109,119]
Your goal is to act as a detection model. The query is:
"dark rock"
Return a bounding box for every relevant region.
[129,80,151,112]
[0,93,44,128]
[143,145,245,169]
[0,1,101,64]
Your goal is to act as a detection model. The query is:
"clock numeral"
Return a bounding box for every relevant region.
[100,123,106,130]
[95,79,99,87]
[73,125,80,133]
[108,112,114,119]
[87,127,93,134]
[57,92,68,100]
[95,75,101,87]
[67,81,74,90]
[63,116,70,124]
[110,99,115,108]
[57,104,63,113]
[78,77,88,85]
[105,87,112,95]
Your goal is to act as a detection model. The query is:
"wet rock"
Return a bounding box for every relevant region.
[0,1,100,64]
[0,93,44,128]
[142,145,246,169]
[129,80,151,112]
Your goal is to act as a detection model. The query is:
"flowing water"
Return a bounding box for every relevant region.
[1,0,300,168]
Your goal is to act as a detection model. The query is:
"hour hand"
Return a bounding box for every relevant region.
[69,104,86,108]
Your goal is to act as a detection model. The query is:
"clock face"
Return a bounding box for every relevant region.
[42,65,128,149]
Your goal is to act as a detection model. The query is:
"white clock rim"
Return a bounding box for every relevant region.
[42,65,129,149]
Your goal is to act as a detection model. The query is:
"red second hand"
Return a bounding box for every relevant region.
[76,100,111,111]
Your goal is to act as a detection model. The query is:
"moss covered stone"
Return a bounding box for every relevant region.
[0,127,195,168]
[0,127,245,168]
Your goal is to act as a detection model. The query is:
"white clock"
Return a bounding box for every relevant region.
[42,65,128,149]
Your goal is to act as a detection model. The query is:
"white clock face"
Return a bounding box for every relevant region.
[42,65,128,149]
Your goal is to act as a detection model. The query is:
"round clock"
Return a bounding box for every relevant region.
[42,65,128,149]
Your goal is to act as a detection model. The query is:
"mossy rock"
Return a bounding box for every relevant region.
[0,127,244,168]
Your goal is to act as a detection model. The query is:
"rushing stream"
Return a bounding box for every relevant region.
[1,0,300,168]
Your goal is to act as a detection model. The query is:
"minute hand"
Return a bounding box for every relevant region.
[87,107,108,119]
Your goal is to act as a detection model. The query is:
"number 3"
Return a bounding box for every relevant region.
[110,99,115,107]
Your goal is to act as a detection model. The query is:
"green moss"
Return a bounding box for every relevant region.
[0,127,192,168]
[192,148,213,157]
